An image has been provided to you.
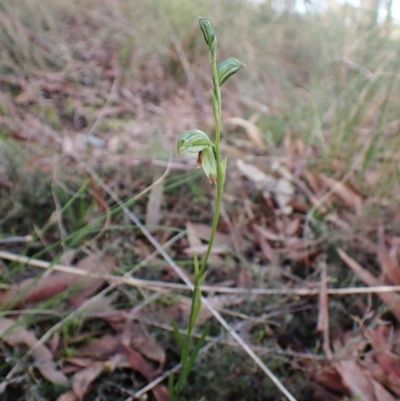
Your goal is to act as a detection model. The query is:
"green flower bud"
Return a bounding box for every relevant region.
[217,57,245,87]
[177,129,217,184]
[199,17,216,48]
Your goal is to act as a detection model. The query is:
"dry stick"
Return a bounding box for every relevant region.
[127,158,203,170]
[4,250,400,296]
[0,235,33,245]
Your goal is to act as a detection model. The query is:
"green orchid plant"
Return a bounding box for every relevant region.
[169,17,245,400]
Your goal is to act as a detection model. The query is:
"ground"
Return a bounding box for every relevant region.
[1,1,400,401]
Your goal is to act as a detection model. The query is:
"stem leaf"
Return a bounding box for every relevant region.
[217,57,246,86]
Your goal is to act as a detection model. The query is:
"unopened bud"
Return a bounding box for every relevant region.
[217,57,245,87]
[199,17,216,48]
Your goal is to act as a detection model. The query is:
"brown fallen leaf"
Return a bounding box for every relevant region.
[186,223,231,247]
[308,362,349,395]
[0,318,69,387]
[283,129,306,160]
[79,316,165,368]
[285,247,321,264]
[0,253,116,308]
[377,225,400,285]
[285,217,300,237]
[186,222,203,248]
[319,173,362,212]
[367,363,400,397]
[64,358,94,369]
[225,117,265,148]
[79,334,120,359]
[253,225,286,242]
[0,269,74,307]
[152,384,170,401]
[86,308,129,330]
[56,391,78,401]
[236,159,275,188]
[361,357,397,395]
[302,169,324,196]
[185,222,232,257]
[48,332,60,354]
[336,359,397,401]
[184,244,229,256]
[370,379,397,401]
[124,321,166,368]
[122,345,168,401]
[0,176,13,188]
[335,360,376,401]
[307,384,343,401]
[59,249,76,266]
[73,320,166,396]
[67,254,117,308]
[268,178,295,215]
[325,213,352,232]
[72,361,106,401]
[257,233,277,263]
[75,292,119,315]
[368,325,400,393]
[337,248,400,323]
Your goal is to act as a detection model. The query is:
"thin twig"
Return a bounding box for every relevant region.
[4,250,400,297]
[0,235,33,245]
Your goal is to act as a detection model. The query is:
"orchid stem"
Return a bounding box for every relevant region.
[200,46,223,274]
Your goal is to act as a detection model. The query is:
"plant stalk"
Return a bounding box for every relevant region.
[200,46,224,274]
